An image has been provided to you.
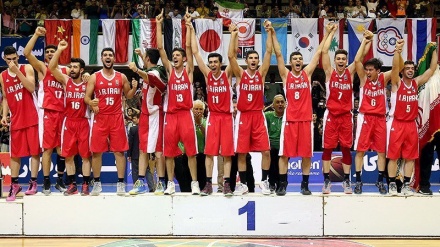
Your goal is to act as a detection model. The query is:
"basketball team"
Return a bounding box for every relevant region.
[1,10,438,201]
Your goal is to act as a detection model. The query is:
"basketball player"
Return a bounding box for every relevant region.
[48,40,92,196]
[1,46,40,201]
[156,9,200,195]
[320,24,372,194]
[228,20,273,196]
[24,27,69,194]
[271,22,331,195]
[84,48,138,196]
[387,40,438,196]
[128,48,167,195]
[354,31,393,194]
[189,22,237,196]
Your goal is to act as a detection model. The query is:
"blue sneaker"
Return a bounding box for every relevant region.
[129,180,147,195]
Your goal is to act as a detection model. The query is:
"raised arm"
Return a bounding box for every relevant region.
[156,9,172,73]
[304,23,331,78]
[24,27,46,75]
[191,20,210,78]
[123,74,138,99]
[48,40,69,86]
[416,44,438,86]
[184,10,194,78]
[322,23,337,82]
[272,21,289,83]
[228,24,243,80]
[354,31,373,86]
[259,19,273,79]
[390,39,404,85]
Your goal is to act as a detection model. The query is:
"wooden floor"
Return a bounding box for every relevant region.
[1,238,440,247]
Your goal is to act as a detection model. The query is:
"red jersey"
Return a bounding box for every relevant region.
[164,69,193,113]
[389,79,418,121]
[38,66,66,112]
[1,65,38,130]
[359,73,387,115]
[65,79,89,119]
[284,70,312,121]
[141,80,163,115]
[207,71,233,113]
[94,70,124,115]
[326,68,353,115]
[237,70,264,112]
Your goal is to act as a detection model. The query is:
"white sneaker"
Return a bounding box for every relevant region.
[91,181,102,196]
[233,183,249,196]
[259,179,271,195]
[389,182,398,196]
[401,182,414,196]
[164,181,175,195]
[191,181,200,195]
[116,182,126,196]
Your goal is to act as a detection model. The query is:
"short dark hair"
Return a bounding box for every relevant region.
[45,45,57,51]
[245,50,259,59]
[289,51,302,61]
[208,53,223,63]
[404,60,415,66]
[71,57,85,69]
[145,48,160,64]
[364,58,383,70]
[101,47,115,56]
[3,46,17,56]
[132,112,140,119]
[172,47,186,58]
[334,49,348,57]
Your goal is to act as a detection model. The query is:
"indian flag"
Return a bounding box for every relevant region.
[72,19,98,65]
[132,19,157,68]
[214,0,244,26]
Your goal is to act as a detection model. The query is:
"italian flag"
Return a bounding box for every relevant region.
[102,19,130,63]
[214,0,244,26]
[132,19,157,68]
[72,19,99,65]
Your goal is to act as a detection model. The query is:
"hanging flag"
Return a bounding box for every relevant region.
[231,18,255,59]
[290,18,318,64]
[164,19,187,61]
[102,19,130,63]
[412,43,440,190]
[214,0,244,26]
[406,18,437,63]
[262,18,287,65]
[132,19,157,68]
[375,18,405,66]
[44,20,72,65]
[72,19,99,65]
[194,18,224,64]
[347,18,373,64]
[318,18,344,68]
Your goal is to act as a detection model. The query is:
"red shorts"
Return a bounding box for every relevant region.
[234,111,270,153]
[163,110,197,157]
[90,113,128,153]
[61,117,91,158]
[354,113,386,153]
[139,110,164,153]
[39,109,63,149]
[323,110,353,149]
[10,125,40,158]
[279,120,313,158]
[205,112,234,156]
[386,118,419,159]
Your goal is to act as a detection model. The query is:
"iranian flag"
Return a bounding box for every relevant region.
[72,19,99,65]
[132,19,157,68]
[214,0,244,26]
[102,19,130,63]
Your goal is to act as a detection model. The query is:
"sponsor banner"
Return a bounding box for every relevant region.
[0,37,45,66]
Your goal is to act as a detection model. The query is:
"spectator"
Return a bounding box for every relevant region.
[59,0,71,19]
[71,2,85,19]
[133,5,147,19]
[411,0,424,17]
[271,5,283,18]
[111,0,124,19]
[345,0,356,18]
[152,3,161,17]
[386,0,398,17]
[18,8,32,36]
[206,6,219,20]
[365,0,379,18]
[99,0,110,20]
[143,1,152,17]
[48,3,59,19]
[285,0,301,19]
[85,0,100,19]
[316,98,327,120]
[422,0,437,17]
[188,5,200,20]
[125,2,136,19]
[377,4,394,18]
[335,5,345,19]
[312,80,325,112]
[35,7,47,26]
[258,3,271,18]
[352,0,367,19]
[319,5,330,18]
[301,0,316,18]
[167,8,182,19]
[196,0,210,18]
[27,0,40,18]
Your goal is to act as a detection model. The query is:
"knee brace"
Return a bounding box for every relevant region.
[341,146,352,165]
[322,148,332,161]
